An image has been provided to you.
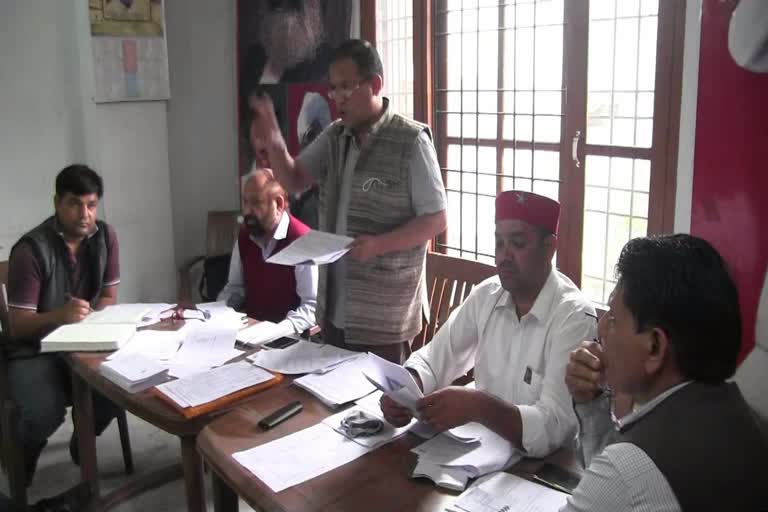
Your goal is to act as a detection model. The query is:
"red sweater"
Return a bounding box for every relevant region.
[239,214,310,322]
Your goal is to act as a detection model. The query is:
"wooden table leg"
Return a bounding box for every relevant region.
[212,471,238,512]
[72,370,99,499]
[180,435,206,512]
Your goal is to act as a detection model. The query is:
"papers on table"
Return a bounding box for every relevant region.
[82,304,151,324]
[236,321,293,347]
[293,354,377,407]
[107,329,183,362]
[100,353,169,393]
[247,340,359,374]
[265,230,353,266]
[233,422,371,493]
[413,459,470,491]
[41,323,137,352]
[322,390,413,449]
[173,323,238,367]
[446,472,568,512]
[362,353,424,415]
[156,361,274,408]
[410,423,522,490]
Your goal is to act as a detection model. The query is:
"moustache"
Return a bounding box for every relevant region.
[242,214,266,237]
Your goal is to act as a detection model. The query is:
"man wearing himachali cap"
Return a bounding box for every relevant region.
[380,190,598,457]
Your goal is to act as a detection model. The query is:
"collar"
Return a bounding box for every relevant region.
[616,380,693,430]
[52,215,99,240]
[250,211,289,244]
[341,97,392,140]
[495,268,558,323]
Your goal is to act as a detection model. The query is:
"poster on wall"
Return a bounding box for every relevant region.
[89,0,171,103]
[236,0,353,175]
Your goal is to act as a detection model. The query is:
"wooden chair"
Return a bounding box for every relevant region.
[413,252,497,351]
[0,260,133,510]
[177,210,241,302]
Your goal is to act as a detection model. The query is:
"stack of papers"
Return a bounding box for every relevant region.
[361,353,424,414]
[41,323,138,352]
[107,329,183,362]
[410,424,522,491]
[446,472,568,512]
[247,340,359,374]
[236,321,294,347]
[100,353,169,393]
[156,361,274,408]
[293,354,377,407]
[265,230,353,266]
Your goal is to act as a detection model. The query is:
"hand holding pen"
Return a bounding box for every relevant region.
[58,293,93,324]
[565,339,606,404]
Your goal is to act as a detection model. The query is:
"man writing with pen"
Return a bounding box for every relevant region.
[380,190,597,459]
[4,164,122,509]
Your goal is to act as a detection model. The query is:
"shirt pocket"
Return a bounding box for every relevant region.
[518,366,544,406]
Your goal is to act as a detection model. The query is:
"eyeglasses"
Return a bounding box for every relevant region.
[339,410,383,438]
[327,81,363,101]
[158,304,210,324]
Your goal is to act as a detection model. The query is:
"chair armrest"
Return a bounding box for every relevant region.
[177,255,205,303]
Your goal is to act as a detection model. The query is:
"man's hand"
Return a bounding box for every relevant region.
[380,395,414,427]
[56,297,91,325]
[348,235,384,262]
[565,340,605,403]
[416,387,484,432]
[249,94,286,157]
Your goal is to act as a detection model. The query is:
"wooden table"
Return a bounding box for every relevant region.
[197,385,581,512]
[67,345,284,512]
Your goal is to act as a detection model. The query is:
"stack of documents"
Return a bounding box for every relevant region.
[156,361,274,408]
[236,320,294,347]
[100,353,169,393]
[247,340,359,374]
[41,304,152,352]
[107,329,183,362]
[446,472,568,512]
[293,354,377,407]
[265,230,353,266]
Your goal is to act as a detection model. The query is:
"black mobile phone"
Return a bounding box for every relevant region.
[532,463,582,494]
[263,336,299,350]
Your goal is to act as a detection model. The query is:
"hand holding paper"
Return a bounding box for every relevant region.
[362,353,423,415]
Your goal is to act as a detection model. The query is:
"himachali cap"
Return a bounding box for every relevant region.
[495,190,560,235]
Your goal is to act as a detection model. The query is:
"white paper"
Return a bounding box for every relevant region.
[232,423,371,492]
[265,230,354,266]
[82,304,151,324]
[173,323,238,367]
[156,361,274,407]
[136,303,175,327]
[322,403,411,449]
[236,321,293,346]
[293,354,377,407]
[448,472,568,512]
[361,353,424,414]
[164,363,213,380]
[107,329,183,361]
[40,323,136,352]
[247,340,360,374]
[412,459,470,491]
[101,352,167,382]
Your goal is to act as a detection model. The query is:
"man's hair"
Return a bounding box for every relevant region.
[330,39,383,80]
[615,234,741,382]
[55,164,103,198]
[241,167,286,202]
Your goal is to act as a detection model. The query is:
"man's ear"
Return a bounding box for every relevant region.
[370,74,383,96]
[644,327,671,375]
[275,194,287,212]
[543,234,558,260]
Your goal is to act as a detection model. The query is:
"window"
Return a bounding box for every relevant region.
[429,0,683,307]
[375,0,415,118]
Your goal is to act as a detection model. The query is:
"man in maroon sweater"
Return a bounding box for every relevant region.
[218,168,317,338]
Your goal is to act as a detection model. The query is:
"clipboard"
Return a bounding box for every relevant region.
[153,372,284,418]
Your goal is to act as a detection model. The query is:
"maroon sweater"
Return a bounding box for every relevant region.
[239,214,310,322]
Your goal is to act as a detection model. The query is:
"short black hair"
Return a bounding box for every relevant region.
[330,39,383,80]
[615,234,741,383]
[55,164,103,199]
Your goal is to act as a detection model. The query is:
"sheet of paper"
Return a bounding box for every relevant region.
[293,354,377,407]
[247,340,360,374]
[232,422,371,493]
[322,403,412,450]
[265,230,354,266]
[100,352,167,382]
[156,361,274,407]
[236,321,294,346]
[448,472,568,512]
[107,329,183,362]
[135,303,175,327]
[82,304,151,324]
[163,363,213,380]
[172,323,237,367]
[361,353,424,414]
[412,459,470,491]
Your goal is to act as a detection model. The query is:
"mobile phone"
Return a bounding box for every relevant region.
[532,463,582,494]
[263,336,299,350]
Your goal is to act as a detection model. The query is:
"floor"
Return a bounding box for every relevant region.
[0,412,257,511]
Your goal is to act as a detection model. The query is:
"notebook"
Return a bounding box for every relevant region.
[40,323,137,352]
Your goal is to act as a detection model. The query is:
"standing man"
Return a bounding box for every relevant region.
[218,167,317,337]
[6,164,122,507]
[563,235,768,511]
[381,191,597,457]
[250,39,447,363]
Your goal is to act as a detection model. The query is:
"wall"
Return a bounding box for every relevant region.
[0,0,177,303]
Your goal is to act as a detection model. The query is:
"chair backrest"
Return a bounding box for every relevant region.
[413,252,497,350]
[0,260,9,334]
[206,210,241,258]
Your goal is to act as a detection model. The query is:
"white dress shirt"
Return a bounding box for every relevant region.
[405,269,598,457]
[217,212,318,334]
[562,383,691,512]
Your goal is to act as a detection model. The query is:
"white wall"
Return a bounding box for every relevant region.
[0,0,177,303]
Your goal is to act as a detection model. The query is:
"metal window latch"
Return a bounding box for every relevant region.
[572,130,581,168]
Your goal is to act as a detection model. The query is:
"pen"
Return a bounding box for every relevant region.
[65,293,95,312]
